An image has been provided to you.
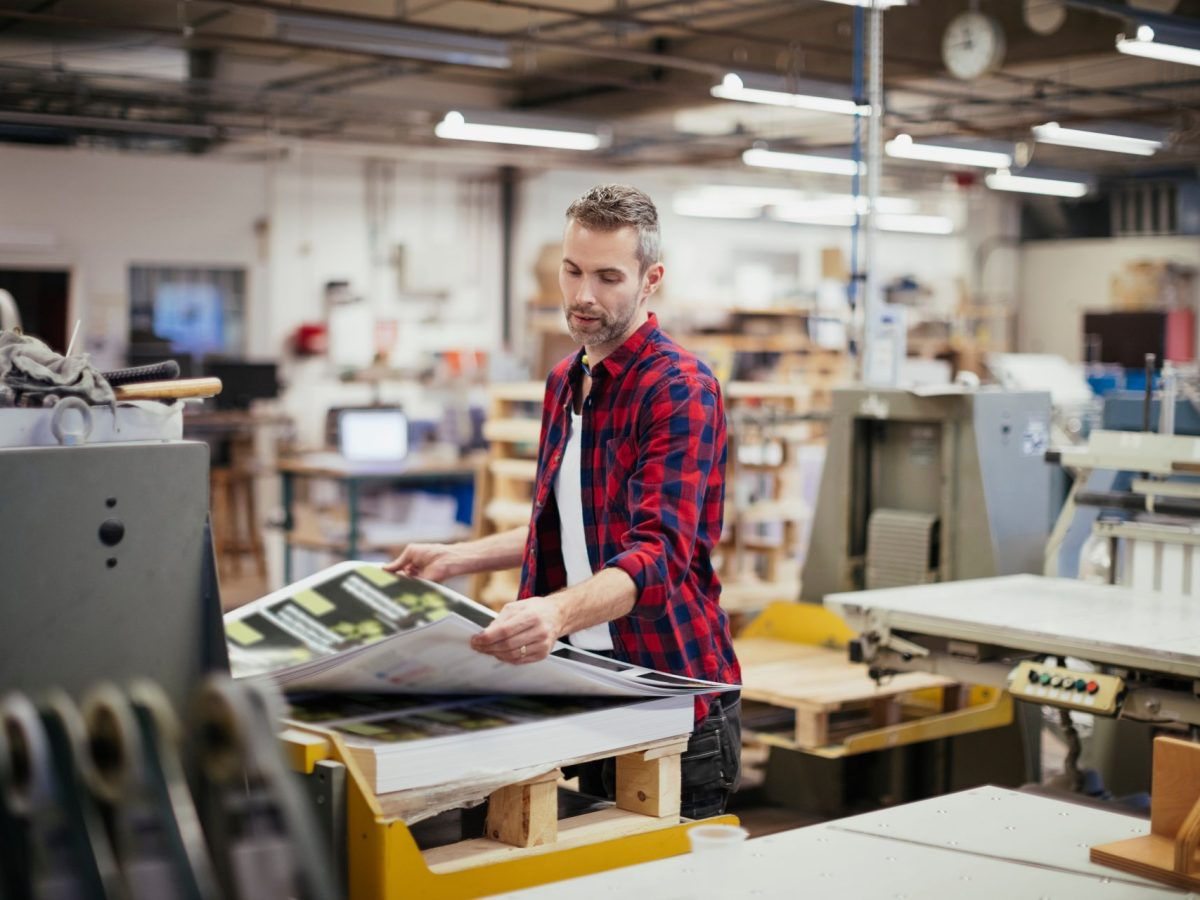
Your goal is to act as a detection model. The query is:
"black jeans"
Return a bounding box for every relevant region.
[567,695,742,820]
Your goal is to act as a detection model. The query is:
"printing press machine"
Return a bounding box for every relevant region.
[831,574,1200,726]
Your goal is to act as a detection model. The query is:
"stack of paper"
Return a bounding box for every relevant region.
[224,561,737,699]
[286,692,694,794]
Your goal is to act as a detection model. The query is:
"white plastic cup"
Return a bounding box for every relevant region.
[688,824,750,854]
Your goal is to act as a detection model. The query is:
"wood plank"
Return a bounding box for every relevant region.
[1092,837,1200,891]
[735,639,842,667]
[489,458,539,480]
[794,709,829,748]
[1151,737,1200,838]
[485,770,559,848]
[424,807,679,874]
[488,382,546,403]
[483,419,542,443]
[616,753,680,819]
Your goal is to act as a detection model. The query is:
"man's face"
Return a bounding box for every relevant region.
[559,220,660,350]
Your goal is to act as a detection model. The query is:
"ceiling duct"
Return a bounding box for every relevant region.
[274,11,512,70]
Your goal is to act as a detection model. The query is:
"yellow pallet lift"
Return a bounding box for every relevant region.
[281,726,737,899]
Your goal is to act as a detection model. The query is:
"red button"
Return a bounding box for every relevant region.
[1086,681,1099,695]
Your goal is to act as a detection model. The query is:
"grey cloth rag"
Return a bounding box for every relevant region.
[0,330,115,404]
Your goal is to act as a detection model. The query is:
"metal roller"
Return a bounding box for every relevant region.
[82,682,219,900]
[192,676,339,900]
[37,688,125,899]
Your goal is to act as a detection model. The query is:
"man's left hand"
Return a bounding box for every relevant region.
[470,597,564,665]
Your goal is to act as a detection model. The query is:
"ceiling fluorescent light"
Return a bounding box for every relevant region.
[712,73,869,116]
[886,134,1012,168]
[686,186,810,207]
[276,11,511,69]
[672,198,762,220]
[774,196,917,217]
[435,111,601,151]
[985,170,1090,198]
[772,209,952,234]
[819,0,907,7]
[1116,25,1200,69]
[772,209,855,227]
[877,214,954,235]
[742,148,862,176]
[1032,122,1162,156]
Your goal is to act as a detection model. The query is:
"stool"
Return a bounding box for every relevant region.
[210,432,266,580]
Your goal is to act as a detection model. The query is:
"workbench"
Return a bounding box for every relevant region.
[490,787,1191,899]
[279,451,479,581]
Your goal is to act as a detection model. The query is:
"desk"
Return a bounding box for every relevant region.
[279,452,480,582]
[492,787,1185,899]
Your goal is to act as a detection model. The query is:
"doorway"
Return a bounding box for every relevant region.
[0,268,71,353]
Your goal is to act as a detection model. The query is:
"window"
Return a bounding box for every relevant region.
[129,265,246,362]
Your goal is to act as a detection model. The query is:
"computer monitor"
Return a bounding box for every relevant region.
[204,359,279,410]
[337,408,409,464]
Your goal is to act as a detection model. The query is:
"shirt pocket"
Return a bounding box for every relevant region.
[604,437,638,509]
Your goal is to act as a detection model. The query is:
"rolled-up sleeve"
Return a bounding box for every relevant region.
[604,374,722,620]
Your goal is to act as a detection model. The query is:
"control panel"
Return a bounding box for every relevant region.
[1007,661,1124,715]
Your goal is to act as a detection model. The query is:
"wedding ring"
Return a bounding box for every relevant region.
[520,645,527,658]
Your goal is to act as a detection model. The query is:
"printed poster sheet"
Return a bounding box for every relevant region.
[224,561,736,698]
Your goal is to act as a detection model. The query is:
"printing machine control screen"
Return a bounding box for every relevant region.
[1007,661,1123,716]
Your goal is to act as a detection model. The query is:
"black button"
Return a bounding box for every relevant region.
[98,519,125,547]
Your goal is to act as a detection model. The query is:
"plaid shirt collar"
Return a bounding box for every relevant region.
[567,312,660,385]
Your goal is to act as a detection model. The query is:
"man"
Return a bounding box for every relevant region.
[386,184,741,819]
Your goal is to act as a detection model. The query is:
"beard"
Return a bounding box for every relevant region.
[563,299,639,347]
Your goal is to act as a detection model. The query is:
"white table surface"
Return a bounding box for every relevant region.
[489,787,1193,900]
[825,575,1200,679]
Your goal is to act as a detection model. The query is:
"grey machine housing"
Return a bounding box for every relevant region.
[0,440,227,711]
[801,387,1055,602]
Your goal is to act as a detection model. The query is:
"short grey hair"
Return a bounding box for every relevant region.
[565,184,660,274]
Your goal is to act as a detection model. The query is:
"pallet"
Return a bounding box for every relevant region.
[422,736,688,873]
[735,637,960,751]
[1092,736,1200,891]
[281,728,731,900]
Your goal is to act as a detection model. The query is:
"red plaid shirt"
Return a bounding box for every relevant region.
[518,313,741,722]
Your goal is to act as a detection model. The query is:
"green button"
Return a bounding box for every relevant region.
[1040,673,1052,685]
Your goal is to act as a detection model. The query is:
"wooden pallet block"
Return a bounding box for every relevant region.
[736,637,958,750]
[1092,736,1200,891]
[422,738,689,873]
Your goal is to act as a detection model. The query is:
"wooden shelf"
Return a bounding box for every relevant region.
[488,382,547,403]
[725,382,811,401]
[482,419,542,444]
[736,500,810,524]
[485,499,532,527]
[489,458,539,481]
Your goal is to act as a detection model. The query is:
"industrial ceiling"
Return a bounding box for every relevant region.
[0,0,1198,177]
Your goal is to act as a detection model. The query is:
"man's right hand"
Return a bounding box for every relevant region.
[383,543,463,582]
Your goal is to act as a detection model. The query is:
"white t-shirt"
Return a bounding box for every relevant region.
[554,409,614,651]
